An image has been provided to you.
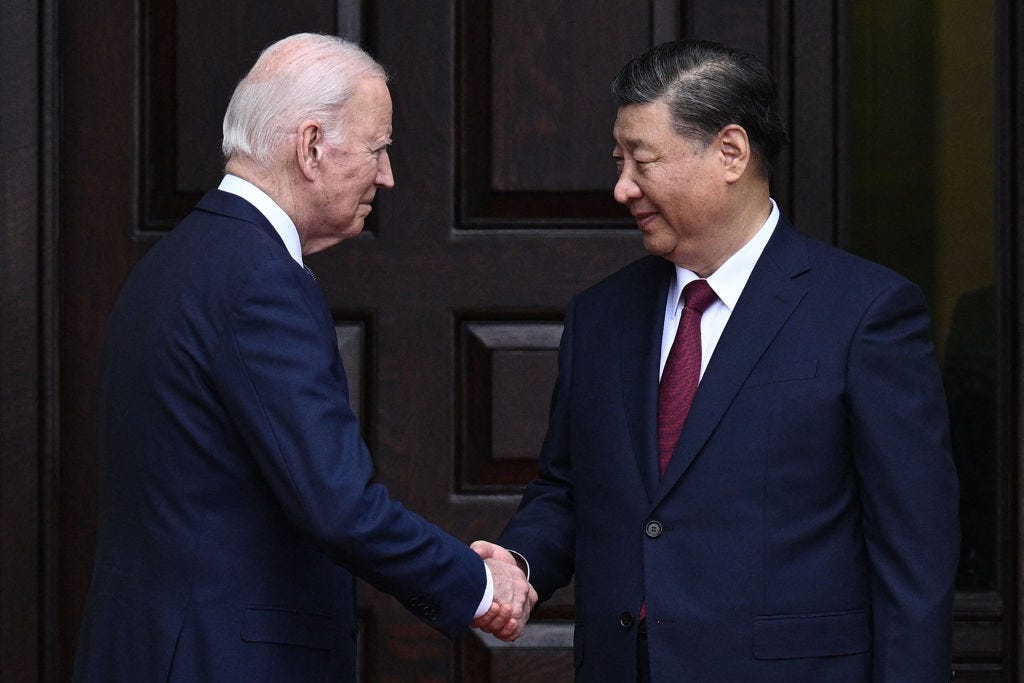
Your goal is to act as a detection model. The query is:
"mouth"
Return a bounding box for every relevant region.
[632,211,657,229]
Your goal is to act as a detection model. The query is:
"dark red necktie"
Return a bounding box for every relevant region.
[640,280,718,624]
[657,279,718,477]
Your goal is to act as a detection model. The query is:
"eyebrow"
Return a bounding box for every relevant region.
[613,137,653,156]
[614,130,649,147]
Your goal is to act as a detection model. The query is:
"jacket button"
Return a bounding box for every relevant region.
[645,520,663,538]
[619,611,635,628]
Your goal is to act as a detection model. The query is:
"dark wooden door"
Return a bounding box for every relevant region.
[51,1,868,681]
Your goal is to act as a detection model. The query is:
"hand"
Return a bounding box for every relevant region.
[470,540,538,641]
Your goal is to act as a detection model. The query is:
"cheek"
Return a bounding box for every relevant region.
[642,182,675,213]
[328,161,363,192]
[341,166,376,197]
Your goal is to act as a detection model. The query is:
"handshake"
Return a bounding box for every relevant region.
[470,540,538,642]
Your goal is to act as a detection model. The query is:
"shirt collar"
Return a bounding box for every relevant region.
[668,198,780,315]
[218,174,304,267]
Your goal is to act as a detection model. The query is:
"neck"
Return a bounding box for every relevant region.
[683,189,772,278]
[225,156,308,239]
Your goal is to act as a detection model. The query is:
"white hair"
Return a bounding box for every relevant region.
[221,33,387,165]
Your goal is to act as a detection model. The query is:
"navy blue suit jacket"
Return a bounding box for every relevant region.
[74,190,485,682]
[499,217,959,681]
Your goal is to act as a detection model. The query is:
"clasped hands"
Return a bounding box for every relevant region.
[470,540,538,642]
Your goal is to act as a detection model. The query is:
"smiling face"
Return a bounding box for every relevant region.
[612,100,732,274]
[302,76,395,253]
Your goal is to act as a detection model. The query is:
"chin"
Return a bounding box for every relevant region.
[640,233,675,258]
[333,219,365,241]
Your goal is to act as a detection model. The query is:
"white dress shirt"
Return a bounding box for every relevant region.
[659,199,780,379]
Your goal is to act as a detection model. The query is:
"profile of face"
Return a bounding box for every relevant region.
[304,76,395,252]
[612,100,728,273]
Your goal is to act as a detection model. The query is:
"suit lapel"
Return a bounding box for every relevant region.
[654,220,811,504]
[621,258,673,502]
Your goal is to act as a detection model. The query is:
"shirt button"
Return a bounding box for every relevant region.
[645,520,663,538]
[619,611,635,628]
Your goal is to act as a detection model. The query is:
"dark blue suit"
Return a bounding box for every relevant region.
[74,190,484,681]
[499,217,959,681]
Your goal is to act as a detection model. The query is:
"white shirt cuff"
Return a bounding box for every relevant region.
[507,549,531,582]
[474,562,494,619]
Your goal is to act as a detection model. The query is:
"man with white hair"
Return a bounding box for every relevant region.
[72,33,534,682]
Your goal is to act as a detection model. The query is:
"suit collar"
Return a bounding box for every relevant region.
[217,175,304,265]
[195,188,288,254]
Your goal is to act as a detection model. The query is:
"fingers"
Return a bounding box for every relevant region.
[471,600,512,633]
[486,557,528,616]
[475,600,525,641]
[470,544,535,641]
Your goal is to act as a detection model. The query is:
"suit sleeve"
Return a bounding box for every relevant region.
[846,279,959,681]
[212,256,484,638]
[497,301,578,601]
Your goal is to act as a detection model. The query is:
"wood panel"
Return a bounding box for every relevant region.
[487,1,644,193]
[58,0,138,677]
[1,1,50,680]
[457,0,680,226]
[458,320,562,491]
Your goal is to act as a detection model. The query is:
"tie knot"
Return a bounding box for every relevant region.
[682,279,717,314]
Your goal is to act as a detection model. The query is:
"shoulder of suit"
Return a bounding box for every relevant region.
[783,225,921,304]
[142,207,298,302]
[574,255,669,303]
[804,234,912,285]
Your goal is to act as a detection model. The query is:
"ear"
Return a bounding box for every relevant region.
[296,119,324,181]
[717,124,750,183]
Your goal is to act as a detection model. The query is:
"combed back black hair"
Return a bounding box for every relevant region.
[612,39,788,180]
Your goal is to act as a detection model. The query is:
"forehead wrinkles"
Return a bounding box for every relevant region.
[613,117,644,151]
[337,80,392,141]
[614,100,669,146]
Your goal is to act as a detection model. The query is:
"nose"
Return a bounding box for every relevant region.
[613,167,640,204]
[376,150,395,188]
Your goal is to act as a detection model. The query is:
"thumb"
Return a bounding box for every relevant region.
[471,540,499,559]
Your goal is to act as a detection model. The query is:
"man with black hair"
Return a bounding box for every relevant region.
[476,39,958,681]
